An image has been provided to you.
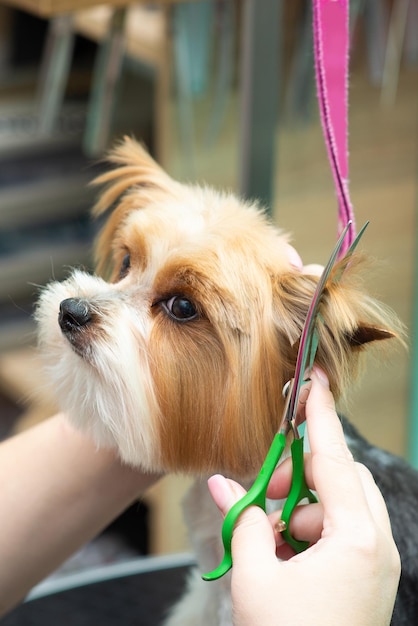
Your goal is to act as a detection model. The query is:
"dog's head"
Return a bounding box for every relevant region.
[36,137,400,477]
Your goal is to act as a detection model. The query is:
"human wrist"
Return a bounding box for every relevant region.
[57,412,160,498]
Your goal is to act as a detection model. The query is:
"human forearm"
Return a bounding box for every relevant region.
[0,414,158,615]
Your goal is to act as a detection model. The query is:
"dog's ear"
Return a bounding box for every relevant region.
[92,137,180,276]
[273,255,403,398]
[347,324,395,346]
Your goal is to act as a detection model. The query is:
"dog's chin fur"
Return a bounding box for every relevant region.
[36,269,162,470]
[36,138,410,625]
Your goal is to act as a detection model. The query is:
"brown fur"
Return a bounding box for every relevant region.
[90,137,402,477]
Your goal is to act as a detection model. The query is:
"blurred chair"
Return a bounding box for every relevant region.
[73,4,170,163]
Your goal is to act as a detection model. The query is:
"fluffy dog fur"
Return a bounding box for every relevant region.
[37,138,418,625]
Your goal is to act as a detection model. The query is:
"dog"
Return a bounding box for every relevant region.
[36,138,418,625]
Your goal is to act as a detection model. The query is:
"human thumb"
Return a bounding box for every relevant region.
[208,475,277,572]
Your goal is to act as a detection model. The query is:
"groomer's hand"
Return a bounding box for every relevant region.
[208,368,400,626]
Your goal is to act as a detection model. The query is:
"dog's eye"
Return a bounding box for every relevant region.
[119,253,131,280]
[163,296,198,322]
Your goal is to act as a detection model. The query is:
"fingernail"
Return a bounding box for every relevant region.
[208,475,234,513]
[298,382,311,405]
[313,366,329,388]
[286,244,303,271]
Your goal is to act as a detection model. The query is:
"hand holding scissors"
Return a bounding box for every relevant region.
[203,221,368,581]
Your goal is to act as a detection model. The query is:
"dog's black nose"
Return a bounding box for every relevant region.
[59,298,92,332]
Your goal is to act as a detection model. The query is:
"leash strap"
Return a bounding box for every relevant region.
[313,0,356,257]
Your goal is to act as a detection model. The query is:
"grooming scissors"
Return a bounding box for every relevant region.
[203,220,368,581]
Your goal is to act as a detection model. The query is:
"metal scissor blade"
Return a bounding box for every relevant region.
[287,220,368,422]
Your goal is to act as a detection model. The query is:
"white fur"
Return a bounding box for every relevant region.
[36,270,160,470]
[164,480,234,625]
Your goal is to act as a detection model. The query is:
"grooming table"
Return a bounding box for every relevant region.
[2,553,196,625]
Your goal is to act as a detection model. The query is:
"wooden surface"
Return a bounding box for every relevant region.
[73,6,165,68]
[0,0,190,18]
[1,0,131,18]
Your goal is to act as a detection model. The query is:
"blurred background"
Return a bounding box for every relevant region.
[0,0,416,608]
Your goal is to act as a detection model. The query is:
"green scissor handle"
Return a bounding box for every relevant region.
[202,432,316,581]
[202,432,286,581]
[281,437,318,552]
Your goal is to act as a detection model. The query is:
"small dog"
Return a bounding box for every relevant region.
[37,138,418,625]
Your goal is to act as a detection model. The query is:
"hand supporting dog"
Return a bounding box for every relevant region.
[209,368,401,626]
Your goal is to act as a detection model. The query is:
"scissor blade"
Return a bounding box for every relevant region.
[287,220,368,421]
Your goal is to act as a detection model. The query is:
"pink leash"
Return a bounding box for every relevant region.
[313,0,356,257]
